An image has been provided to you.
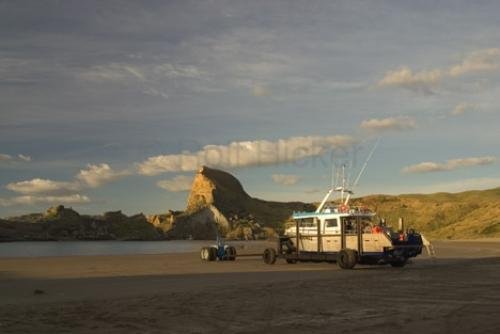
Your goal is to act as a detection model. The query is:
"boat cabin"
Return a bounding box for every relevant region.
[284,206,393,254]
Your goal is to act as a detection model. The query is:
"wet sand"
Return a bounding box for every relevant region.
[1,240,500,333]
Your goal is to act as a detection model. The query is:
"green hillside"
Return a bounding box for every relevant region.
[353,188,500,239]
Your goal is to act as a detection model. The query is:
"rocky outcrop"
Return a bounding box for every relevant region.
[186,166,250,214]
[0,206,163,241]
[146,210,182,227]
[44,205,80,220]
[166,205,229,240]
[170,166,315,239]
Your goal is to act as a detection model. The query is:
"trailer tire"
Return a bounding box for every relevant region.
[337,249,357,269]
[263,248,277,265]
[225,246,236,261]
[207,247,217,261]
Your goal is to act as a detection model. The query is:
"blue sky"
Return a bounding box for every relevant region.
[1,0,500,216]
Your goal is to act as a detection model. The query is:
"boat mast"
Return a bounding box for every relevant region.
[341,164,345,203]
[316,139,378,212]
[316,164,352,213]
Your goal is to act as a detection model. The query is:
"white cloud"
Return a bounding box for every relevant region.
[153,63,204,79]
[80,63,146,82]
[4,163,128,210]
[143,87,169,99]
[0,153,32,163]
[448,48,500,77]
[450,102,478,116]
[17,154,31,162]
[6,178,80,195]
[137,135,357,176]
[377,66,442,94]
[271,174,300,186]
[76,163,130,188]
[402,156,496,174]
[378,48,500,93]
[157,175,193,192]
[6,163,128,196]
[252,84,271,97]
[0,194,91,207]
[81,62,204,83]
[360,116,416,132]
[0,153,12,161]
[79,62,206,101]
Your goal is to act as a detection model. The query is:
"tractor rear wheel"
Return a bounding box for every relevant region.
[337,249,357,269]
[263,248,277,264]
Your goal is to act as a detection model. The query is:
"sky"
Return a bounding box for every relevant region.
[1,0,500,216]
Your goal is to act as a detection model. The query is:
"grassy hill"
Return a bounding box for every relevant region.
[353,188,500,239]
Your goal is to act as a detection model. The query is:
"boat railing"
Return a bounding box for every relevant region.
[293,205,374,216]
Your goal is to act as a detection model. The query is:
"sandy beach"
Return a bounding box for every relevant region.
[1,240,500,333]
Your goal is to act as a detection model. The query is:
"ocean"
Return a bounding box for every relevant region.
[0,240,219,258]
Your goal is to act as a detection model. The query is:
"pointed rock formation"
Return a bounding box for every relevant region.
[168,166,315,239]
[186,166,251,214]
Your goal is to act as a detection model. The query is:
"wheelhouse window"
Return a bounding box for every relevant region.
[298,218,316,227]
[325,219,338,228]
[341,216,358,234]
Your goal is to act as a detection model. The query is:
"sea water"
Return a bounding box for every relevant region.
[0,240,271,258]
[0,240,213,258]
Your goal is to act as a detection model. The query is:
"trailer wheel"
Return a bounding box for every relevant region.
[286,258,297,264]
[200,247,210,261]
[225,246,237,261]
[263,248,277,265]
[337,249,357,269]
[390,257,407,267]
[207,247,217,261]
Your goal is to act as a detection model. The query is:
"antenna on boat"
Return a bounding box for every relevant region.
[330,162,335,190]
[343,137,380,205]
